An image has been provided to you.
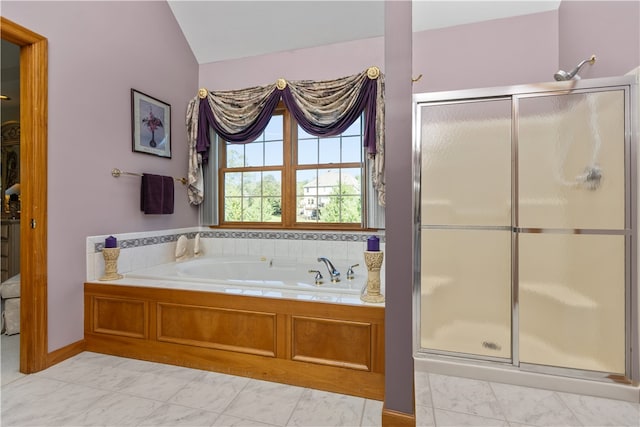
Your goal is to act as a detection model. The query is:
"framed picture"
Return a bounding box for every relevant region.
[131,89,171,158]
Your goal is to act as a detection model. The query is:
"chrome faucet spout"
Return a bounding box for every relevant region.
[317,257,340,282]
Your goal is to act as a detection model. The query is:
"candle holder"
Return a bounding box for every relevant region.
[99,247,123,281]
[361,250,385,303]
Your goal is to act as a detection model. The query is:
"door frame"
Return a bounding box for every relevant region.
[1,17,49,373]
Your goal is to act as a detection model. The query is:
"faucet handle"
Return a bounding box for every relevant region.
[346,264,359,280]
[308,269,323,285]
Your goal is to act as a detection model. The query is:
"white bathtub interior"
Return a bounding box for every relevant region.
[126,255,367,294]
[86,229,386,305]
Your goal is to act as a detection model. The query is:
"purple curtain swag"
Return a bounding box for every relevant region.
[186,67,385,207]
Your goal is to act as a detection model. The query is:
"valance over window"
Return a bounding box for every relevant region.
[186,67,385,207]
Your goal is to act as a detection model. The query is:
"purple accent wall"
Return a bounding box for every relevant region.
[197,10,562,95]
[2,1,199,351]
[559,1,640,79]
[198,37,385,91]
[412,10,559,93]
[384,0,415,416]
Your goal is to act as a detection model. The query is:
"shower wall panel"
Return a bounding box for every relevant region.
[519,233,625,374]
[518,91,626,230]
[421,229,511,358]
[420,100,512,227]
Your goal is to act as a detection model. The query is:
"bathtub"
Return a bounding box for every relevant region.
[125,256,367,296]
[85,255,385,400]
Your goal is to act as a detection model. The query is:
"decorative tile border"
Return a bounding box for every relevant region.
[94,230,384,252]
[94,232,199,252]
[203,231,379,242]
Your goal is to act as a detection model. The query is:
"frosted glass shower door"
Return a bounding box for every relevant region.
[517,90,627,373]
[419,99,512,359]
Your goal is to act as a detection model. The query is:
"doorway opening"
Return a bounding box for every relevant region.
[1,16,49,373]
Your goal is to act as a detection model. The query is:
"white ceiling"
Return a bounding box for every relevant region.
[168,0,561,64]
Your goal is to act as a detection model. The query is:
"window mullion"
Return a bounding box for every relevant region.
[217,138,226,224]
[282,108,295,228]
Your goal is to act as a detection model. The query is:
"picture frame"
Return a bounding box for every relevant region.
[131,89,171,158]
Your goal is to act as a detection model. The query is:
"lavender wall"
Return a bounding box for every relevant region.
[412,10,559,93]
[384,0,414,416]
[198,9,560,95]
[559,1,640,79]
[2,1,198,351]
[198,37,385,91]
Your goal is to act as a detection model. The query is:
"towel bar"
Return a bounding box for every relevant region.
[111,168,187,185]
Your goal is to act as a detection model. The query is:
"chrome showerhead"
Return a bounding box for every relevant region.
[554,55,597,81]
[553,69,573,81]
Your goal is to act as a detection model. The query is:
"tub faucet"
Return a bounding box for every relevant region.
[346,264,359,280]
[317,257,340,282]
[308,270,323,285]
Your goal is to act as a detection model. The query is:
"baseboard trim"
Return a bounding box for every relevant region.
[46,339,85,367]
[382,405,415,427]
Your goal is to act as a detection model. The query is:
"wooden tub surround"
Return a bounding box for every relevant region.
[84,282,385,400]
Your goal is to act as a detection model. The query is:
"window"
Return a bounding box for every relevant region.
[219,105,365,229]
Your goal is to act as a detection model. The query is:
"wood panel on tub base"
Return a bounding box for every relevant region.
[84,283,385,400]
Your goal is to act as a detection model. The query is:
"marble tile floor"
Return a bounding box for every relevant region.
[0,338,638,426]
[1,334,24,386]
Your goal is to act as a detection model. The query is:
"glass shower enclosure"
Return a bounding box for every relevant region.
[413,76,638,381]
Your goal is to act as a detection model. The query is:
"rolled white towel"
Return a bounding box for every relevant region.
[175,235,188,261]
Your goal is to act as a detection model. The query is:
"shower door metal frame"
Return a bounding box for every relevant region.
[413,95,514,365]
[413,75,639,383]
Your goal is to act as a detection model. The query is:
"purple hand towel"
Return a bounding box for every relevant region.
[141,173,174,214]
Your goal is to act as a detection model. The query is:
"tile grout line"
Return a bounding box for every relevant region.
[486,379,510,423]
[554,392,588,427]
[426,372,437,426]
[282,385,307,427]
[358,398,369,427]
